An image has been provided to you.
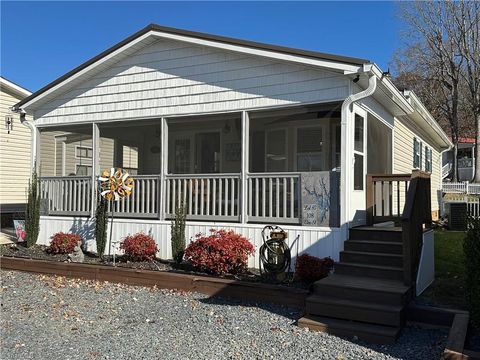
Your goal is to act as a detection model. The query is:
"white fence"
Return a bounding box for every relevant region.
[442,181,480,195]
[468,197,480,218]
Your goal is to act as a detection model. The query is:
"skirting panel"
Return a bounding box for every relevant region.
[38,216,345,268]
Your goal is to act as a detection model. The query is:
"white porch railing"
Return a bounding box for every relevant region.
[165,174,241,221]
[40,176,92,216]
[247,173,300,224]
[442,181,480,194]
[106,175,161,218]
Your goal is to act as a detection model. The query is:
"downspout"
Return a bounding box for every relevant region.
[12,107,37,170]
[340,70,377,233]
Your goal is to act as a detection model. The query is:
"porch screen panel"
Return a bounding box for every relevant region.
[266,129,287,172]
[297,127,324,171]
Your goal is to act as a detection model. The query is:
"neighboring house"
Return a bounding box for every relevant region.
[0,77,32,215]
[12,24,451,258]
[442,137,476,182]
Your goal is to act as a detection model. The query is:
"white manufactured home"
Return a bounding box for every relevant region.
[13,24,451,267]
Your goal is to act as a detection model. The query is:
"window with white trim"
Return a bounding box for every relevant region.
[413,138,421,169]
[425,147,432,172]
[76,164,92,176]
[75,146,93,159]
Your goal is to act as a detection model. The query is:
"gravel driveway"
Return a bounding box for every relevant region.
[0,270,447,360]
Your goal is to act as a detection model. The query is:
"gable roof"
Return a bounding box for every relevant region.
[13,23,370,111]
[0,76,31,99]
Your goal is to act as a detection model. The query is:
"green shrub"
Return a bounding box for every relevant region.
[95,197,108,257]
[464,215,480,326]
[25,167,40,247]
[171,202,186,263]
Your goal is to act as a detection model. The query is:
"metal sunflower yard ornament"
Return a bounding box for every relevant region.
[99,168,134,201]
[99,168,134,264]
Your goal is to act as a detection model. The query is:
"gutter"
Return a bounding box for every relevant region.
[11,106,37,170]
[340,65,377,231]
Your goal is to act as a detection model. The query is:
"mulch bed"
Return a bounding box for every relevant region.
[0,243,309,290]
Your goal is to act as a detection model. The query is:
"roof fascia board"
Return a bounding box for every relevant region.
[0,77,31,98]
[403,90,452,149]
[370,65,414,115]
[149,30,365,74]
[18,31,154,111]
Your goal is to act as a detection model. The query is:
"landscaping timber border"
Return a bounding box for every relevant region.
[407,303,479,360]
[0,256,308,308]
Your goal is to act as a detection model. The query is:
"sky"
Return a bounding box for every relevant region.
[1,1,401,92]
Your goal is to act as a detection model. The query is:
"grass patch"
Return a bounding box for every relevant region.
[420,230,466,310]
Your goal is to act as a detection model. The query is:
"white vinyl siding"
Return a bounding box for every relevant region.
[393,118,442,212]
[34,39,349,125]
[0,89,32,212]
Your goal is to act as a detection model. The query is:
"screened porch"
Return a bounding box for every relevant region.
[38,103,342,226]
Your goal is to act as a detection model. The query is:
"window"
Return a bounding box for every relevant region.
[413,138,421,169]
[296,127,324,171]
[76,164,92,176]
[353,114,365,190]
[174,138,191,174]
[354,114,364,152]
[425,147,433,172]
[75,146,93,159]
[354,153,364,190]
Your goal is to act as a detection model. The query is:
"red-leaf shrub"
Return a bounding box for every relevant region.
[48,232,81,254]
[120,232,158,261]
[184,229,254,275]
[295,254,334,283]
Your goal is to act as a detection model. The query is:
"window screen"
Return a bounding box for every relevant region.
[354,115,364,152]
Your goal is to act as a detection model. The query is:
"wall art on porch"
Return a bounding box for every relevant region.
[300,171,340,227]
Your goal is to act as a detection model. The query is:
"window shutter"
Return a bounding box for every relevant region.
[413,138,419,168]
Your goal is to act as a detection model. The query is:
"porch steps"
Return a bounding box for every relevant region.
[299,226,411,344]
[344,239,402,254]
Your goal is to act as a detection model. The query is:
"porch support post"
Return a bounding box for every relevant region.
[240,111,249,223]
[159,117,168,220]
[340,106,352,230]
[91,123,100,217]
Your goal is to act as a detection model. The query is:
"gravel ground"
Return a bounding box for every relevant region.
[0,271,447,360]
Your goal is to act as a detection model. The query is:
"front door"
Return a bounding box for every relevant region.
[350,106,367,226]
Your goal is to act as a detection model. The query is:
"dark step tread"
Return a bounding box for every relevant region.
[346,239,403,246]
[298,315,400,344]
[314,274,409,294]
[307,294,403,312]
[341,250,403,259]
[352,226,402,232]
[336,262,402,272]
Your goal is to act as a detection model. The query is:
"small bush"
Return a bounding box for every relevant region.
[184,229,254,275]
[295,254,334,283]
[95,197,108,257]
[25,167,40,247]
[171,202,187,263]
[48,232,81,254]
[120,232,158,261]
[464,216,480,326]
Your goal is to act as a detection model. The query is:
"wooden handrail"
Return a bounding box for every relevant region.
[401,170,432,292]
[366,173,412,225]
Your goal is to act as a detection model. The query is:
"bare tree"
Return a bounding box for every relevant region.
[451,1,480,181]
[394,1,470,181]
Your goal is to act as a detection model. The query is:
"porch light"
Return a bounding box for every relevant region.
[5,115,13,134]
